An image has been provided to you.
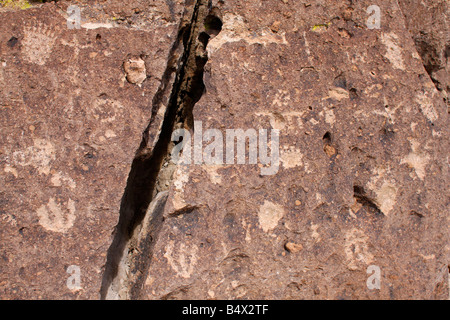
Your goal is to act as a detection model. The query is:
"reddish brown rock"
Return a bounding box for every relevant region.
[0,0,185,299]
[398,0,449,103]
[0,0,448,300]
[138,0,449,299]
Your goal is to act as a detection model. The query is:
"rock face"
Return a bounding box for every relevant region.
[398,0,449,102]
[0,0,448,299]
[0,0,185,299]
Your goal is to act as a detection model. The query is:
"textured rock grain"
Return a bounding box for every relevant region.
[0,0,448,300]
[0,0,185,299]
[141,0,449,300]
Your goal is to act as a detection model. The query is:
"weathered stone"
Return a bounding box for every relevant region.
[0,0,448,300]
[139,0,448,299]
[0,0,185,299]
[398,0,449,104]
[123,57,147,85]
[284,242,303,254]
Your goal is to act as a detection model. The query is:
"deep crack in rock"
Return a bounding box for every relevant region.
[100,0,222,300]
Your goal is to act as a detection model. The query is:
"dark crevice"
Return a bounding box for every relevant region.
[7,36,18,48]
[353,185,384,216]
[169,204,200,217]
[100,0,221,299]
[322,131,338,158]
[204,12,223,36]
[397,4,448,99]
[414,38,447,92]
[323,131,332,144]
[409,210,424,219]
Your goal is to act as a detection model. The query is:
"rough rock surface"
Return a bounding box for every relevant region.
[0,0,449,299]
[0,0,185,299]
[398,0,449,103]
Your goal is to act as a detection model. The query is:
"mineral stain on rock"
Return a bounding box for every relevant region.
[123,57,147,85]
[258,200,285,233]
